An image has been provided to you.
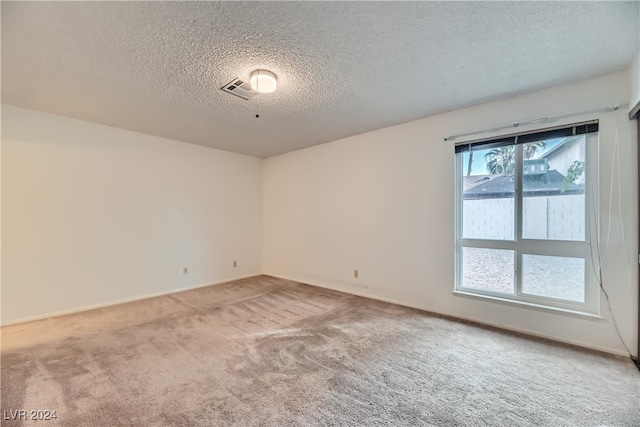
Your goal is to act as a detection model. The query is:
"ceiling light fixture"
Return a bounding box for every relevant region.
[250,70,277,93]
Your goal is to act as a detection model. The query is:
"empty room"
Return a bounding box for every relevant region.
[2,1,639,426]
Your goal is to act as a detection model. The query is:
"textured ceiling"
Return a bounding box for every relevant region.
[2,2,639,158]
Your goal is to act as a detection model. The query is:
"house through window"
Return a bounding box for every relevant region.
[454,121,599,314]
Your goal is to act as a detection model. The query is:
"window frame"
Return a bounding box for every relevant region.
[453,123,599,315]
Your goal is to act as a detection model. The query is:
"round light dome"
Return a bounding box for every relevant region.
[250,70,277,93]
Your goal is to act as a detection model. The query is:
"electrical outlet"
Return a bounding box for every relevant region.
[183,267,188,275]
[233,260,237,268]
[354,269,359,278]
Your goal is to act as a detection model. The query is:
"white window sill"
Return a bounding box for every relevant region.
[452,290,604,320]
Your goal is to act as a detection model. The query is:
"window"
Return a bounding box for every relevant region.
[454,122,598,314]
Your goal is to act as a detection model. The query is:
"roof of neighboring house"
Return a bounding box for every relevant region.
[463,169,584,199]
[539,137,570,159]
[463,174,496,191]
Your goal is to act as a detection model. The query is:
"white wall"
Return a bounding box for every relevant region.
[464,195,585,241]
[263,69,638,356]
[2,105,262,325]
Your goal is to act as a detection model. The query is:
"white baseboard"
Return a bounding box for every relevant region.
[5,271,632,359]
[264,273,632,358]
[1,273,261,327]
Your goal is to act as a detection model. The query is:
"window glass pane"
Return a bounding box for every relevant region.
[462,247,514,293]
[522,136,586,241]
[461,146,515,240]
[521,255,585,302]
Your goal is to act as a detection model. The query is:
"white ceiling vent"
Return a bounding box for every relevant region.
[221,78,258,100]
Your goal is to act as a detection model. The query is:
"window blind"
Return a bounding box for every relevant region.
[454,121,598,153]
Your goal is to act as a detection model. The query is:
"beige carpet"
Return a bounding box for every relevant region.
[1,275,638,426]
